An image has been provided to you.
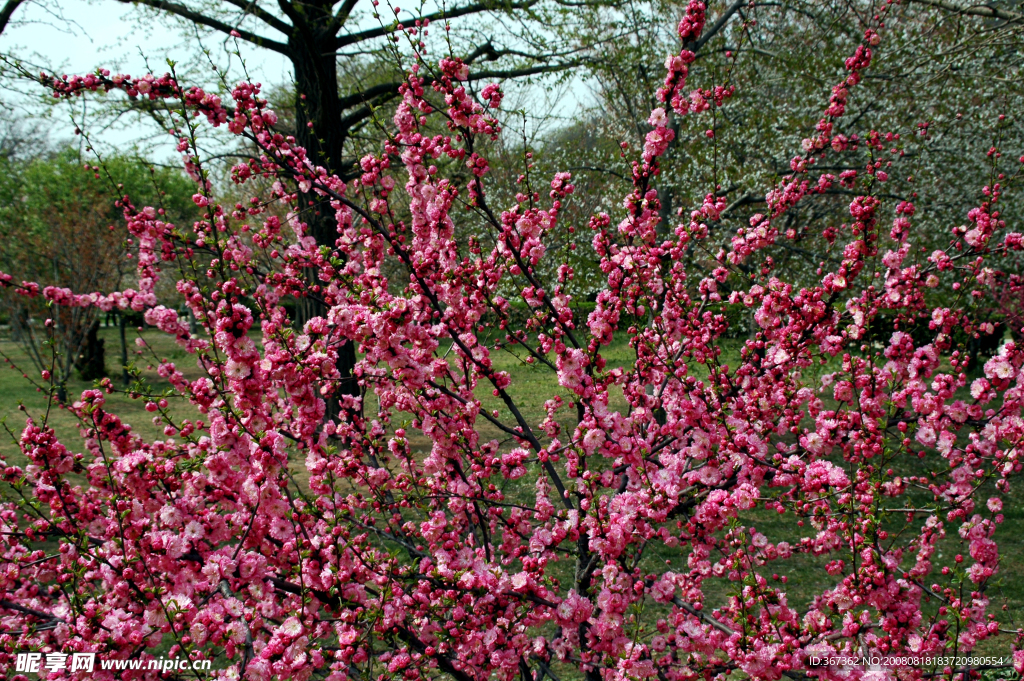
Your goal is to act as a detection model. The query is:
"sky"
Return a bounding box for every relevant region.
[0,1,292,78]
[0,0,295,157]
[0,0,589,160]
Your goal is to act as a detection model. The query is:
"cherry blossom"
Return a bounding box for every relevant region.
[2,4,1024,681]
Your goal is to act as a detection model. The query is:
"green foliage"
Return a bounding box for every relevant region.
[540,0,1024,298]
[0,145,197,383]
[489,299,752,338]
[0,146,196,275]
[24,147,194,222]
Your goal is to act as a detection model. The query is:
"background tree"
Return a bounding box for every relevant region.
[0,0,623,403]
[3,2,1024,679]
[548,0,1024,312]
[0,146,196,398]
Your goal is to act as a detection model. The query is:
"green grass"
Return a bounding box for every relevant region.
[456,335,1024,657]
[2,325,1022,660]
[0,325,205,459]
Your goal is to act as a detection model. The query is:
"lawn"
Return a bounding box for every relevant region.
[0,325,206,454]
[1,323,1022,660]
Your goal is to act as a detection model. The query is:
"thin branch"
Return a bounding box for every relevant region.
[334,0,540,49]
[114,0,291,54]
[906,0,1024,23]
[672,597,737,636]
[220,0,291,34]
[0,0,25,34]
[0,599,64,623]
[692,0,747,52]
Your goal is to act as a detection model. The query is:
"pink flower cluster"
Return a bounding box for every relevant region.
[2,3,1024,681]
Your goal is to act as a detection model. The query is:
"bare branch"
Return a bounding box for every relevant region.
[468,60,585,81]
[220,0,291,34]
[692,0,747,52]
[333,0,540,49]
[330,0,362,32]
[115,0,292,54]
[0,599,64,623]
[0,0,25,35]
[906,0,1024,23]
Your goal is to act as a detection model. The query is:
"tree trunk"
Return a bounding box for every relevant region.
[288,26,361,415]
[119,311,129,387]
[75,318,106,380]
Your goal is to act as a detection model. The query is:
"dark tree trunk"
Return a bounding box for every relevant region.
[10,308,26,342]
[119,311,129,387]
[75,319,106,381]
[288,21,361,413]
[290,30,347,190]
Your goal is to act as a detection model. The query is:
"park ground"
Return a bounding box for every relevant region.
[1,325,1022,660]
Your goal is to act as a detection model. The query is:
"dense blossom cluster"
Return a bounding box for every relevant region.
[2,2,1024,680]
